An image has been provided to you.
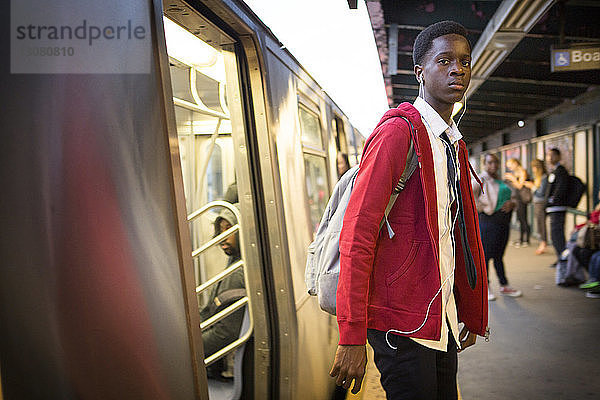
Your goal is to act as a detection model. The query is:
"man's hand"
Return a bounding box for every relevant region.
[500,200,515,213]
[329,345,367,394]
[457,325,477,353]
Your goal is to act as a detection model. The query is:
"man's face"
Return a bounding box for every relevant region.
[218,219,239,257]
[417,34,471,108]
[337,153,349,177]
[546,150,560,166]
[484,155,499,176]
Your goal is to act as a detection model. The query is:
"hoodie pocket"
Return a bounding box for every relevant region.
[386,240,424,286]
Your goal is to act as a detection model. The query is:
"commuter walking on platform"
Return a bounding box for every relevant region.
[523,159,549,255]
[546,148,570,267]
[329,21,488,399]
[474,154,523,300]
[505,158,531,247]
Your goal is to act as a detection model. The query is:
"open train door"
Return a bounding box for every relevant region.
[0,0,237,398]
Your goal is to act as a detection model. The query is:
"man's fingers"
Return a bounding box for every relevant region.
[351,374,364,394]
[342,377,352,390]
[335,366,347,387]
[329,363,339,377]
[458,332,477,352]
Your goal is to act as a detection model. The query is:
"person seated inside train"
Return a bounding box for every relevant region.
[337,152,350,178]
[200,204,246,380]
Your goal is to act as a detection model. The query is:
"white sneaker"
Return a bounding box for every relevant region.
[488,291,496,301]
[500,286,522,297]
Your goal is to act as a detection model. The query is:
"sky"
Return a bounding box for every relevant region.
[242,0,389,136]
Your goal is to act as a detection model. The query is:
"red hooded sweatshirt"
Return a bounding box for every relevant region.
[336,103,488,345]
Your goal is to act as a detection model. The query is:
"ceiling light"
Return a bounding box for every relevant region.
[163,17,218,68]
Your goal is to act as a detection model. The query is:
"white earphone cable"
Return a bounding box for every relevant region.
[384,115,461,350]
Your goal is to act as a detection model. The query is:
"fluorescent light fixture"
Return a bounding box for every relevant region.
[163,17,217,68]
[467,0,555,98]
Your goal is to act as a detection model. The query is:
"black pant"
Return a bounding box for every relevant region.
[549,211,566,260]
[515,200,530,243]
[367,329,458,400]
[533,202,547,242]
[479,211,511,286]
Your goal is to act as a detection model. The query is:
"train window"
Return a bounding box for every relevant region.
[298,102,329,232]
[206,144,223,203]
[299,105,323,149]
[333,116,347,154]
[304,153,329,233]
[165,15,251,385]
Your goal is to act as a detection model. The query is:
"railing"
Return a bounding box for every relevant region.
[568,208,587,217]
[188,200,253,366]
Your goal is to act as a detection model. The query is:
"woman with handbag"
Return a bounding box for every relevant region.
[523,159,549,255]
[505,158,531,248]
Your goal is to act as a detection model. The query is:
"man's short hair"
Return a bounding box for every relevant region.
[413,21,470,65]
[485,153,499,163]
[549,147,561,156]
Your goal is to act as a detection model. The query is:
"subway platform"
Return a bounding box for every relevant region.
[348,234,600,400]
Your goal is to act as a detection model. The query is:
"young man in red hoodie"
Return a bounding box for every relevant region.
[329,21,488,399]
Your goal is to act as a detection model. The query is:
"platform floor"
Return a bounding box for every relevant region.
[348,235,600,399]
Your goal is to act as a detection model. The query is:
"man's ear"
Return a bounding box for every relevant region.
[414,65,423,83]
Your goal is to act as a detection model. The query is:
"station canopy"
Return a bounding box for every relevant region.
[361,0,600,142]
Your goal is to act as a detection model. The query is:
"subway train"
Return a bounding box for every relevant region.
[0,0,364,399]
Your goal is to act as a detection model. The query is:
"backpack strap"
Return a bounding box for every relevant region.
[379,117,419,238]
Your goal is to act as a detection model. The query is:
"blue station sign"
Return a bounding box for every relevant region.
[551,45,600,72]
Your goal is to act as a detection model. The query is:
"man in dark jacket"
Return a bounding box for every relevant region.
[201,205,246,379]
[546,148,569,266]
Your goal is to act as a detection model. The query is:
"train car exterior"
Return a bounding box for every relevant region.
[164,0,363,397]
[1,0,363,399]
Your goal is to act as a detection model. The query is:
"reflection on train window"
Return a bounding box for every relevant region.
[304,153,329,233]
[206,144,223,203]
[299,105,323,149]
[164,16,250,385]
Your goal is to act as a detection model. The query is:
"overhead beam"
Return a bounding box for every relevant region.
[471,89,566,102]
[466,100,548,112]
[467,0,557,98]
[391,83,419,90]
[486,76,590,88]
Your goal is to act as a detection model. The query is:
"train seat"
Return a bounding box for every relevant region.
[207,306,250,400]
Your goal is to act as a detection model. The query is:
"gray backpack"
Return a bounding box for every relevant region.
[305,118,418,315]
